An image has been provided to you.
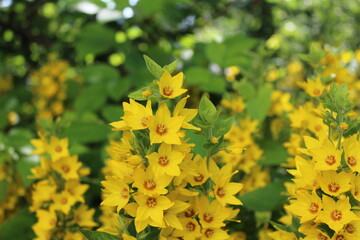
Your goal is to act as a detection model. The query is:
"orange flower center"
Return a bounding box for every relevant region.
[186,222,196,232]
[194,174,204,183]
[314,125,322,131]
[156,124,168,136]
[313,89,321,96]
[216,187,226,198]
[55,146,62,152]
[204,229,214,238]
[158,156,169,166]
[345,223,355,234]
[325,155,336,165]
[347,156,357,167]
[60,197,68,205]
[308,202,319,214]
[317,233,329,240]
[330,210,342,221]
[184,208,195,218]
[146,197,157,208]
[49,218,56,226]
[141,117,150,127]
[203,213,214,223]
[328,182,340,193]
[121,188,129,199]
[162,86,173,97]
[143,179,156,191]
[61,164,70,173]
[334,235,345,240]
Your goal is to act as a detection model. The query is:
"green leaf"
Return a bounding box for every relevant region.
[143,55,164,79]
[101,105,124,122]
[0,207,36,239]
[76,23,116,58]
[214,116,234,137]
[108,78,131,101]
[201,76,226,94]
[75,85,107,113]
[163,59,178,73]
[64,122,110,144]
[240,180,288,211]
[257,140,289,166]
[185,130,207,157]
[81,64,121,85]
[7,128,33,149]
[80,229,120,240]
[198,96,218,124]
[185,67,210,85]
[16,157,37,188]
[205,42,226,65]
[246,86,273,122]
[0,180,9,202]
[233,79,256,99]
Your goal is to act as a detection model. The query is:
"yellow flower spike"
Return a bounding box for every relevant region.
[146,143,185,176]
[158,70,187,99]
[149,102,184,145]
[48,136,70,162]
[316,195,358,233]
[318,171,352,197]
[101,180,130,213]
[302,78,326,97]
[64,231,85,240]
[64,180,89,203]
[134,194,173,232]
[34,209,57,231]
[30,131,48,155]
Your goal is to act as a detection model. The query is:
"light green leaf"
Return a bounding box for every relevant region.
[143,55,164,79]
[199,96,218,124]
[246,86,273,123]
[16,157,37,188]
[75,85,107,113]
[258,140,289,166]
[163,59,178,73]
[64,122,110,144]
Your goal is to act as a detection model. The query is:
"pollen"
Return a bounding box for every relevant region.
[162,86,173,97]
[146,197,157,208]
[186,222,196,232]
[216,187,226,198]
[156,124,168,136]
[330,209,342,221]
[317,233,329,240]
[143,179,156,191]
[313,89,321,96]
[158,156,170,166]
[308,202,319,214]
[325,155,336,165]
[140,117,150,127]
[347,156,357,167]
[328,182,340,193]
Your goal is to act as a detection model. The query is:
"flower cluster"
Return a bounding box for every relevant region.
[98,59,244,239]
[29,133,96,240]
[30,58,76,119]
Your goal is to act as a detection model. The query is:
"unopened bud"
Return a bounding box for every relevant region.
[339,122,348,130]
[141,90,152,98]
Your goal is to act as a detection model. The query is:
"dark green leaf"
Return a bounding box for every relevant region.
[258,140,289,166]
[64,122,110,144]
[246,86,273,123]
[80,229,120,240]
[0,208,36,239]
[16,157,37,188]
[75,85,107,113]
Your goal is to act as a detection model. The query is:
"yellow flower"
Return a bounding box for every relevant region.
[149,103,184,145]
[64,231,86,240]
[158,70,187,99]
[301,78,325,97]
[185,155,210,186]
[316,195,357,233]
[110,99,153,131]
[343,135,360,172]
[64,180,89,203]
[73,205,97,227]
[146,143,185,176]
[164,200,190,229]
[52,156,81,180]
[134,194,173,232]
[225,66,241,82]
[173,95,200,131]
[287,156,317,190]
[318,171,352,197]
[286,190,322,223]
[132,167,172,196]
[48,136,70,162]
[101,179,130,212]
[351,175,360,201]
[197,196,231,228]
[310,138,342,171]
[202,228,229,239]
[30,132,48,155]
[51,191,77,214]
[34,209,57,231]
[173,218,202,240]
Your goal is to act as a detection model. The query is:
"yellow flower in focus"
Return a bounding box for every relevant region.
[64,231,86,240]
[318,171,352,197]
[163,200,190,230]
[101,180,130,212]
[149,103,184,145]
[173,218,202,240]
[185,155,210,186]
[309,138,342,171]
[173,95,200,131]
[146,143,185,176]
[197,196,231,228]
[316,195,357,233]
[202,228,229,239]
[132,167,172,196]
[48,136,70,162]
[285,190,322,223]
[134,194,173,232]
[343,135,360,172]
[158,70,187,99]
